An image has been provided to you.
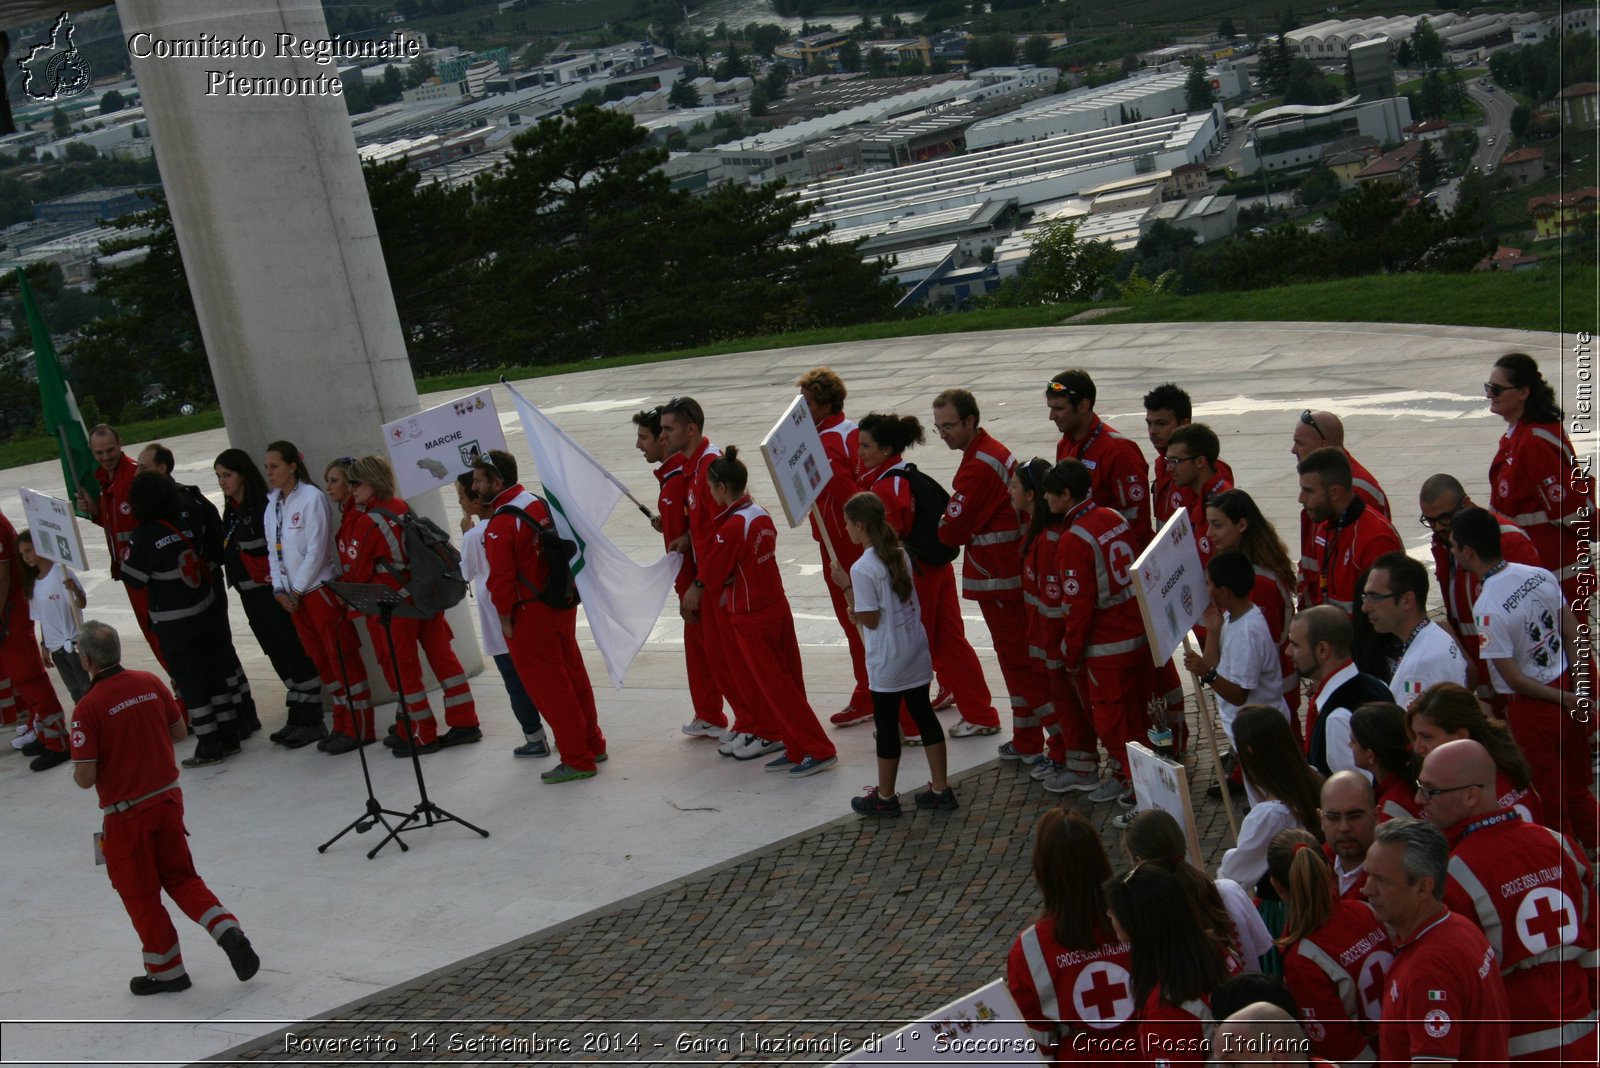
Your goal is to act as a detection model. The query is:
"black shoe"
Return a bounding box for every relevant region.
[130,973,192,995]
[1206,779,1246,800]
[268,723,294,745]
[282,724,327,750]
[20,739,46,757]
[29,748,69,772]
[182,742,226,769]
[437,725,483,748]
[392,739,440,758]
[322,733,364,755]
[219,928,259,981]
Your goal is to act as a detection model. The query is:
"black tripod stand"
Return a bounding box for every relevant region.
[325,581,490,859]
[317,586,411,857]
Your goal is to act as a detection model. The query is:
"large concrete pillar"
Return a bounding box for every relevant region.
[120,0,481,680]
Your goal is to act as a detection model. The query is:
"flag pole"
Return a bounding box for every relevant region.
[501,377,654,521]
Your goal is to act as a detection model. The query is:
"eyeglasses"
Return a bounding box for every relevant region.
[1359,589,1400,603]
[1484,382,1514,397]
[1164,453,1199,467]
[1419,503,1462,530]
[1417,782,1481,800]
[1299,409,1325,438]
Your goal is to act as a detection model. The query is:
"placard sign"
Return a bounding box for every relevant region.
[381,388,508,499]
[1125,741,1203,866]
[759,394,832,528]
[835,979,1033,1065]
[20,488,89,570]
[1132,509,1210,666]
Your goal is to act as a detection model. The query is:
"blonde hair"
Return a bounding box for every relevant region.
[1268,828,1333,949]
[348,454,397,500]
[843,492,912,601]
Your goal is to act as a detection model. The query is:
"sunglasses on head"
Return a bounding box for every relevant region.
[1047,380,1081,399]
[1299,409,1324,437]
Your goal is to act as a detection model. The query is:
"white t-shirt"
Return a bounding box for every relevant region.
[1474,561,1569,693]
[850,547,932,694]
[1218,798,1299,889]
[1388,620,1470,707]
[1216,877,1273,970]
[29,563,81,651]
[458,521,506,658]
[1216,604,1290,742]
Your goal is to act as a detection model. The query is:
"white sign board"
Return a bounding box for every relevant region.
[835,979,1034,1065]
[381,388,508,499]
[1125,741,1204,866]
[20,488,89,570]
[1132,509,1210,666]
[759,394,833,528]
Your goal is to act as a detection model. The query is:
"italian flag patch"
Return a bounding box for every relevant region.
[1403,680,1425,694]
[1427,990,1447,1001]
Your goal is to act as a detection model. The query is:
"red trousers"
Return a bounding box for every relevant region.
[1081,655,1157,783]
[0,618,63,746]
[679,584,726,727]
[289,586,369,736]
[914,564,996,726]
[1505,694,1597,850]
[700,595,776,739]
[103,794,238,981]
[730,603,836,763]
[365,613,478,744]
[1046,665,1099,773]
[507,601,604,771]
[821,549,872,713]
[977,599,1049,751]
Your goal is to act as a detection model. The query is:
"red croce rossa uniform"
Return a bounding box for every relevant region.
[1021,519,1075,761]
[657,452,724,728]
[1057,416,1152,549]
[1154,457,1234,526]
[1301,497,1402,615]
[1281,898,1392,1064]
[92,452,169,667]
[1137,949,1243,1065]
[1298,451,1390,608]
[1430,507,1540,701]
[1442,809,1598,1062]
[1379,909,1510,1065]
[1490,420,1596,620]
[1007,919,1137,1062]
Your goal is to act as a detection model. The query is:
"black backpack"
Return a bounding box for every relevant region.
[876,463,960,567]
[368,507,468,616]
[495,502,581,609]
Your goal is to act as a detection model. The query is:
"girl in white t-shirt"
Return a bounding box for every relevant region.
[18,530,89,703]
[841,492,952,817]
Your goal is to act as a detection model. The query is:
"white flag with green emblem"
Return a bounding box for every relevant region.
[504,382,681,688]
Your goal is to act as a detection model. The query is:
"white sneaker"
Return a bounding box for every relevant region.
[1029,759,1060,782]
[1086,777,1125,804]
[948,719,1000,739]
[681,718,725,739]
[718,732,751,757]
[13,721,29,734]
[11,727,36,750]
[1043,768,1100,795]
[733,735,784,760]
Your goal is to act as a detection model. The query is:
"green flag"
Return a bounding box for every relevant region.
[19,268,98,514]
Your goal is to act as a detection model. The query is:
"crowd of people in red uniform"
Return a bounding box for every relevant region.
[1,350,1593,1035]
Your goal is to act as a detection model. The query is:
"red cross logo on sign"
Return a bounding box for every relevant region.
[1072,961,1134,1028]
[1359,950,1393,1023]
[1516,886,1577,953]
[177,548,206,589]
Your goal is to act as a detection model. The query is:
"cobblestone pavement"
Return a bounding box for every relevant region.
[223,703,1235,1065]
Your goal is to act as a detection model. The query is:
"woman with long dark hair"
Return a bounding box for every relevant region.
[1347,701,1421,820]
[1205,489,1300,721]
[1407,681,1543,825]
[1008,808,1136,1059]
[1011,456,1080,784]
[1219,705,1324,890]
[215,448,325,748]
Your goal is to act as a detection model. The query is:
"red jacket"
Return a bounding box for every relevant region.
[339,497,410,593]
[655,452,694,594]
[1380,910,1510,1065]
[1056,415,1152,549]
[1430,508,1539,690]
[938,428,1022,602]
[809,413,863,569]
[1056,500,1147,664]
[1443,810,1598,1059]
[1023,523,1065,668]
[1005,919,1136,1062]
[1282,899,1391,1064]
[91,453,139,580]
[1298,450,1389,603]
[1154,457,1234,526]
[697,496,785,616]
[1490,420,1595,600]
[482,484,560,617]
[1187,472,1233,563]
[681,437,724,567]
[1300,497,1402,614]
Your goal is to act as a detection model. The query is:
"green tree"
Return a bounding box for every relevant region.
[838,40,861,73]
[1395,38,1413,68]
[997,221,1119,305]
[1296,164,1340,207]
[900,52,926,77]
[749,83,769,116]
[972,33,1017,71]
[1416,141,1443,189]
[1510,104,1532,139]
[1218,17,1236,39]
[1283,58,1341,105]
[748,24,787,57]
[404,54,436,88]
[867,47,890,77]
[1412,18,1443,70]
[51,107,70,137]
[713,45,749,79]
[1024,35,1052,68]
[668,79,701,107]
[99,89,125,114]
[1184,57,1213,112]
[764,64,790,99]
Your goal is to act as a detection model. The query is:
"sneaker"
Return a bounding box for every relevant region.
[948,719,999,739]
[20,739,46,757]
[851,786,902,817]
[1086,778,1125,804]
[438,725,483,748]
[129,973,191,996]
[322,733,362,755]
[594,752,609,763]
[1117,786,1137,808]
[764,754,797,772]
[931,687,956,711]
[1043,768,1100,795]
[914,783,959,810]
[10,727,36,749]
[29,748,70,772]
[391,738,441,758]
[829,705,873,728]
[681,718,726,738]
[12,720,28,734]
[998,741,1045,764]
[513,738,551,758]
[734,736,783,760]
[717,732,751,757]
[1110,808,1138,830]
[1029,759,1061,782]
[903,733,926,747]
[219,928,260,982]
[541,762,596,784]
[282,724,327,750]
[789,754,837,778]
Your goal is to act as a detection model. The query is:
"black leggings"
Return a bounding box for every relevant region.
[872,683,943,761]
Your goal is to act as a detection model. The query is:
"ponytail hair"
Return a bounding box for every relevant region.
[1016,457,1057,554]
[1494,352,1562,423]
[857,412,925,456]
[706,445,749,496]
[844,492,912,602]
[266,440,310,484]
[1268,829,1333,949]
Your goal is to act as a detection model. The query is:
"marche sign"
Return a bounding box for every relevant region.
[380,388,507,499]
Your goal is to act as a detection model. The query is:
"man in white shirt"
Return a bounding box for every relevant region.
[1319,770,1378,899]
[1289,605,1393,776]
[1361,551,1469,708]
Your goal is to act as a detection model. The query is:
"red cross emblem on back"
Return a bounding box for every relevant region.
[177,548,206,589]
[1073,961,1134,1026]
[1517,887,1577,953]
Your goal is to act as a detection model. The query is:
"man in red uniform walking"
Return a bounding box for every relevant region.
[67,620,259,995]
[1418,739,1597,1061]
[1144,383,1234,526]
[794,368,873,728]
[1047,369,1151,547]
[1363,818,1510,1065]
[1,507,68,770]
[475,450,606,784]
[75,425,167,663]
[1296,448,1401,615]
[933,388,1031,745]
[1291,411,1390,606]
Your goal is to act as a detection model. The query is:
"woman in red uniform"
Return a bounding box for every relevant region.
[1205,490,1301,729]
[1347,702,1422,821]
[854,413,998,737]
[1010,457,1063,767]
[1406,682,1544,825]
[1486,352,1593,622]
[339,455,479,757]
[1007,808,1136,1062]
[1268,828,1389,1063]
[320,455,374,752]
[701,447,837,777]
